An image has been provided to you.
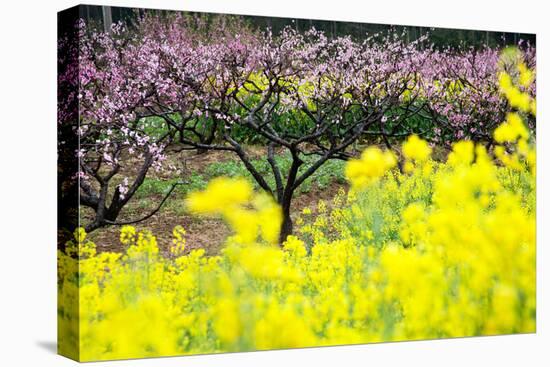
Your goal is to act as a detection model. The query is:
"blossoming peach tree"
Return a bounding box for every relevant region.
[59,18,187,234]
[59,13,535,244]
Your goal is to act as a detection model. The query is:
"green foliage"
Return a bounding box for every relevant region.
[137,116,172,140]
[342,168,435,247]
[133,174,207,215]
[205,153,346,194]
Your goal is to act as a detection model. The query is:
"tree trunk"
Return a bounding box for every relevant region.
[277,152,302,244]
[279,201,293,244]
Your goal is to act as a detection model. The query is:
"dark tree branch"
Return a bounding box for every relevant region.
[102,181,184,226]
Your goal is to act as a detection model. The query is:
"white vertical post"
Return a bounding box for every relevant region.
[102,6,113,34]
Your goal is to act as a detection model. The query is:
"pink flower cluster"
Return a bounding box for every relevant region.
[59,14,536,186]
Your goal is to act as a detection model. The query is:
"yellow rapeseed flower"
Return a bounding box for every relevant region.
[494,112,529,143]
[402,135,432,162]
[186,177,252,214]
[345,147,396,189]
[447,140,474,166]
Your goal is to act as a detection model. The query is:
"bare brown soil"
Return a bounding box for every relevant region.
[84,148,348,256]
[86,182,346,256]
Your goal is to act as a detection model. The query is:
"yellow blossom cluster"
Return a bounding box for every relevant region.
[186,177,282,244]
[498,48,536,115]
[58,53,536,362]
[402,134,432,162]
[59,128,535,361]
[494,112,530,143]
[344,147,397,189]
[401,134,433,173]
[493,53,536,175]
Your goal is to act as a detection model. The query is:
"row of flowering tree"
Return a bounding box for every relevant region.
[58,13,536,244]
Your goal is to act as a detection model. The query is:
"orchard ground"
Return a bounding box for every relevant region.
[83,142,451,256]
[83,146,346,255]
